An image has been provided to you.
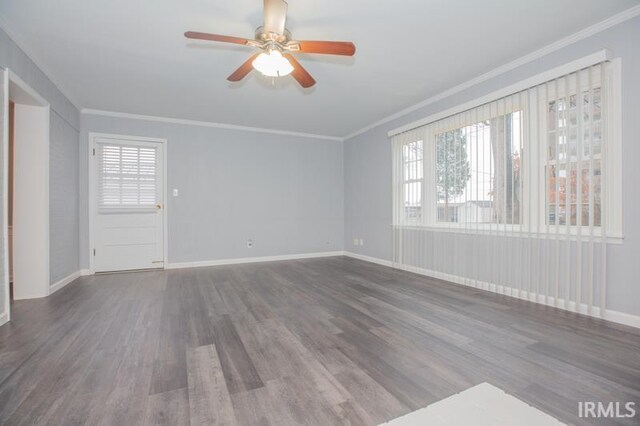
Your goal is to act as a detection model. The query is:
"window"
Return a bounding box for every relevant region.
[392,59,621,238]
[435,111,522,225]
[402,140,423,221]
[546,87,601,227]
[97,143,158,208]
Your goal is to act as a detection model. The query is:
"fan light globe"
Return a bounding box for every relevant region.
[252,50,294,77]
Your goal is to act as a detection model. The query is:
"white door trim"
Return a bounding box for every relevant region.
[9,70,50,300]
[88,132,168,274]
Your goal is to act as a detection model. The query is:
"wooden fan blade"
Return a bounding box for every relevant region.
[263,0,288,35]
[184,31,251,46]
[283,54,316,88]
[296,40,356,56]
[227,53,260,82]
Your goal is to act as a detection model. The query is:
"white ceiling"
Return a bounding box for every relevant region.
[1,0,638,137]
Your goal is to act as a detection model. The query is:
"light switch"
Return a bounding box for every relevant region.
[172,189,179,197]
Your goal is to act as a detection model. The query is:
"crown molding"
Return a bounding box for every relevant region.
[0,15,82,111]
[81,108,344,142]
[342,4,640,141]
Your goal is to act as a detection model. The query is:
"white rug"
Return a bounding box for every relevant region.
[380,383,565,426]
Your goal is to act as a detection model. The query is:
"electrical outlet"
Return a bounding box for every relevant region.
[172,188,179,197]
[247,239,253,248]
[359,239,364,246]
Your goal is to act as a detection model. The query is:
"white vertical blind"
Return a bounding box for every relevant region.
[97,142,158,208]
[391,62,615,317]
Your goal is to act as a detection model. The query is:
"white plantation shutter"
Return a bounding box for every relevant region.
[97,142,158,208]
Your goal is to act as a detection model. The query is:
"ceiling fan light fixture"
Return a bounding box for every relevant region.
[252,49,294,77]
[185,0,356,87]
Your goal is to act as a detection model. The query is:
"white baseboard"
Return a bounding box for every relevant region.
[343,251,393,267]
[602,309,640,329]
[0,311,8,327]
[343,251,640,329]
[166,251,345,270]
[80,269,91,276]
[49,270,81,295]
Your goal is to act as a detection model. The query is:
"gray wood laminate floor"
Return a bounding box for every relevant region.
[1,256,639,425]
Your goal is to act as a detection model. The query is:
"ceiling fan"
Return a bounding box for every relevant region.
[184,0,355,88]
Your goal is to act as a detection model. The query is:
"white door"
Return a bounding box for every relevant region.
[91,135,165,273]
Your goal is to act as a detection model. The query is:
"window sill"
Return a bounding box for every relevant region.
[392,224,624,245]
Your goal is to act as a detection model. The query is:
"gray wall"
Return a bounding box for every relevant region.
[49,115,79,282]
[343,16,640,317]
[0,28,80,286]
[80,115,344,267]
